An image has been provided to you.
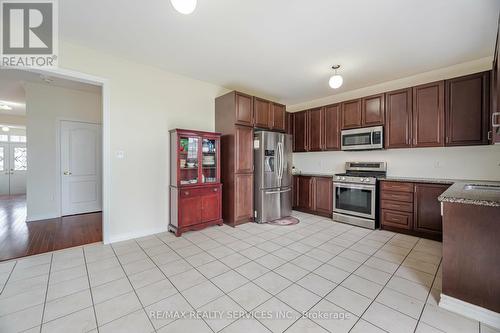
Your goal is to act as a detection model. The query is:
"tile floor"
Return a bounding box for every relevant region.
[0,211,498,333]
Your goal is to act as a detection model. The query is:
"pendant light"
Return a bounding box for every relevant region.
[329,65,343,89]
[170,0,197,14]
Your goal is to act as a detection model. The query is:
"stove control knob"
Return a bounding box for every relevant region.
[336,176,341,181]
[341,177,346,181]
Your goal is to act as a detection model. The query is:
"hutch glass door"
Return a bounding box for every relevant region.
[179,136,199,185]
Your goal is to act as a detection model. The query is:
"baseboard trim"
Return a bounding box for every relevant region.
[107,227,168,244]
[439,293,500,329]
[26,213,60,222]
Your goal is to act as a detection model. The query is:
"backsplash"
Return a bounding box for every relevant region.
[292,144,500,181]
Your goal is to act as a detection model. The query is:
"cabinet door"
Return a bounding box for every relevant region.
[254,97,271,129]
[385,88,413,149]
[292,175,299,208]
[414,183,448,236]
[307,108,324,151]
[341,99,362,129]
[201,190,221,222]
[285,112,294,135]
[272,103,286,131]
[235,173,253,221]
[362,94,385,126]
[413,81,445,147]
[493,16,500,143]
[235,92,253,126]
[293,111,308,152]
[314,177,332,215]
[445,72,490,146]
[179,195,202,227]
[235,125,253,173]
[324,104,341,150]
[297,176,313,210]
[381,209,413,230]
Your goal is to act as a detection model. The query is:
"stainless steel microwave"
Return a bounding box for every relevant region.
[341,126,383,151]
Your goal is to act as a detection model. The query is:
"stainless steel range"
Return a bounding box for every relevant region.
[333,162,387,229]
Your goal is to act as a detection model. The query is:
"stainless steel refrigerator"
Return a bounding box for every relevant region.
[254,131,293,223]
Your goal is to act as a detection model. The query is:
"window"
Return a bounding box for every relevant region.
[0,135,8,142]
[0,147,3,171]
[10,135,26,143]
[14,147,27,170]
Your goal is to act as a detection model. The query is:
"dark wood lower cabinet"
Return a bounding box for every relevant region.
[380,181,449,240]
[292,175,332,218]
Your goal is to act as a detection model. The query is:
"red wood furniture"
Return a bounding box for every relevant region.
[169,129,223,236]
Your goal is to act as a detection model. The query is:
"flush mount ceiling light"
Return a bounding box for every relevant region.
[2,126,10,132]
[40,74,54,84]
[329,65,344,89]
[0,104,12,111]
[170,0,197,14]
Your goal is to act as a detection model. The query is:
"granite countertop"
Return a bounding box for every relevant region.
[293,172,334,177]
[379,176,457,185]
[438,181,500,207]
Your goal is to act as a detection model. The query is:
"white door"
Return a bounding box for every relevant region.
[61,121,102,216]
[9,143,27,195]
[0,144,10,195]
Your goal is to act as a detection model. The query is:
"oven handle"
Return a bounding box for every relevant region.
[333,183,375,191]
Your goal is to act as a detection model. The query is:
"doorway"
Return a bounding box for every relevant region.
[0,134,27,196]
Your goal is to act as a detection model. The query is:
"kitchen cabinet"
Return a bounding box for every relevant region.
[493,16,500,144]
[271,103,286,131]
[254,97,272,129]
[285,112,294,136]
[380,180,449,240]
[385,88,413,148]
[292,175,332,218]
[362,94,385,126]
[324,104,341,150]
[169,129,223,236]
[235,92,254,126]
[445,72,490,146]
[341,99,362,129]
[412,81,445,147]
[215,92,255,226]
[293,111,308,152]
[307,108,324,151]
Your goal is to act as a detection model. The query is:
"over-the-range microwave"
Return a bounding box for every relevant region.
[341,126,383,151]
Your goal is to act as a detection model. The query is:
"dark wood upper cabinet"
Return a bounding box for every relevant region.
[412,81,445,147]
[235,92,253,126]
[341,99,362,129]
[293,111,308,152]
[285,112,294,135]
[493,15,500,144]
[362,94,385,126]
[254,97,271,129]
[445,72,490,146]
[271,103,286,131]
[385,88,413,149]
[324,104,341,150]
[234,125,253,173]
[314,177,333,215]
[413,183,448,237]
[307,108,324,151]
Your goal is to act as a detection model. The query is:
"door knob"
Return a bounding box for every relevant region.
[64,171,72,175]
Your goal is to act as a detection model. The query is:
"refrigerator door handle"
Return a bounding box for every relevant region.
[277,142,282,180]
[265,188,291,195]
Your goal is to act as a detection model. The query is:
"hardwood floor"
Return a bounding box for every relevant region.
[0,195,102,261]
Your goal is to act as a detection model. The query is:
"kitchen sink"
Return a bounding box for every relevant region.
[463,184,500,192]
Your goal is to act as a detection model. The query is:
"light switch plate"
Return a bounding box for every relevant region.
[115,150,125,159]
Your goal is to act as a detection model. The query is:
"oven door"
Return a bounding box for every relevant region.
[333,182,376,219]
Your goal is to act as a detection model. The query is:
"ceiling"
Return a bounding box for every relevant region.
[0,70,101,116]
[60,0,499,105]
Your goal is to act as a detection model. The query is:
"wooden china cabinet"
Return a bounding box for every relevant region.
[169,129,223,236]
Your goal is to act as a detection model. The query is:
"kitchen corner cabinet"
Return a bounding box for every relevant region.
[253,98,286,131]
[412,81,445,147]
[285,111,294,135]
[169,129,223,237]
[292,175,333,218]
[293,111,308,152]
[380,180,449,240]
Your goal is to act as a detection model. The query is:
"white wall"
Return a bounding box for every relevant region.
[58,42,229,242]
[25,82,102,221]
[0,114,26,127]
[290,57,500,181]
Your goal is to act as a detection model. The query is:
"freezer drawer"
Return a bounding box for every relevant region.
[254,187,292,223]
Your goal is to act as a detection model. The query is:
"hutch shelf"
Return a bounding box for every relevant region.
[169,129,223,236]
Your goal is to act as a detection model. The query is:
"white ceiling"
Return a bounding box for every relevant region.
[0,69,101,116]
[60,0,500,105]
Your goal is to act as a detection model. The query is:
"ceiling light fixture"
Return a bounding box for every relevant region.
[40,74,54,84]
[170,0,197,14]
[2,126,10,132]
[329,65,344,89]
[0,104,12,111]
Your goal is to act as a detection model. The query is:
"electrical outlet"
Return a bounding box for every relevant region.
[115,150,125,159]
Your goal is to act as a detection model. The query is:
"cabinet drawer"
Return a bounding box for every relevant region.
[381,209,413,230]
[381,181,414,193]
[381,200,413,213]
[180,186,221,198]
[381,191,414,203]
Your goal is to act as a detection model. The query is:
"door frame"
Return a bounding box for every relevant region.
[22,67,111,244]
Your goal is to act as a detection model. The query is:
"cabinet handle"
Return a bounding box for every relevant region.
[213,188,218,192]
[493,112,500,128]
[184,191,190,196]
